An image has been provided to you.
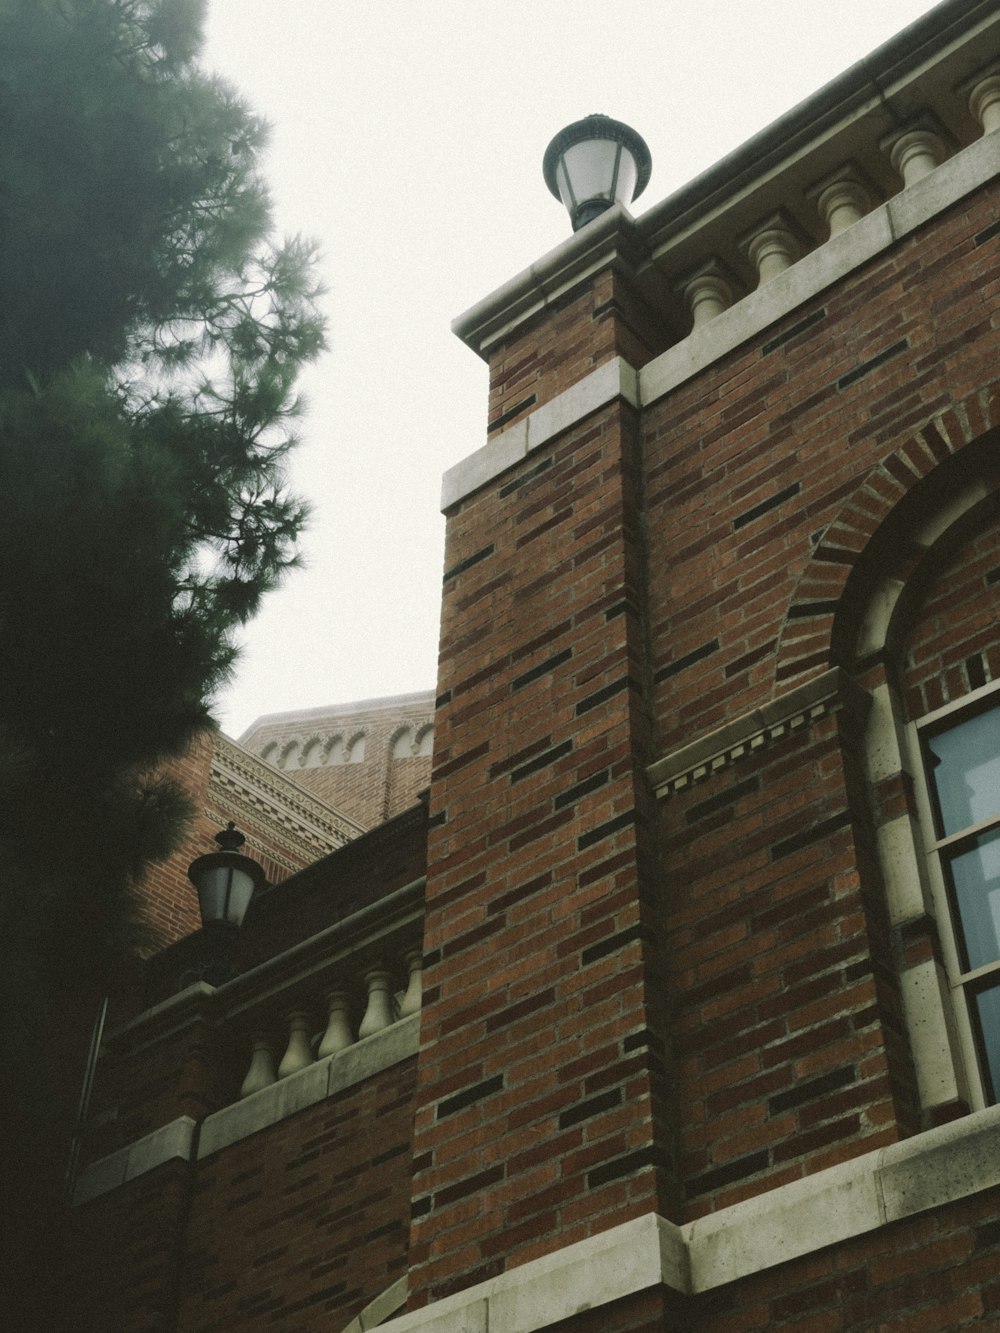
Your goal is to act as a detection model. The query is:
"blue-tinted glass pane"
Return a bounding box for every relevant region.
[927,703,1000,837]
[973,983,1000,1104]
[946,827,1000,971]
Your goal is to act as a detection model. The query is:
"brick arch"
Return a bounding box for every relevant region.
[774,382,1000,689]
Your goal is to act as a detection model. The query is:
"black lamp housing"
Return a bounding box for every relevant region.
[543,114,652,231]
[187,822,267,931]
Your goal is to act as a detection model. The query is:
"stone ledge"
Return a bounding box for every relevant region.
[74,1116,196,1205]
[340,1277,408,1332]
[75,1015,420,1201]
[373,1105,1000,1331]
[646,666,863,796]
[440,357,639,511]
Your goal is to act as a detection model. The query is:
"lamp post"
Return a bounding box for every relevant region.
[543,114,651,231]
[185,822,266,984]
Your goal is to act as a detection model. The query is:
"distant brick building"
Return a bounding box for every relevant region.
[72,2,1000,1329]
[239,691,435,830]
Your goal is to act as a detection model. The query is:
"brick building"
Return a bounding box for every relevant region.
[239,691,435,831]
[71,1,1000,1328]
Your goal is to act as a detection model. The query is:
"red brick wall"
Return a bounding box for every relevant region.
[485,265,668,433]
[294,743,430,828]
[412,366,672,1304]
[176,1057,416,1331]
[644,182,1000,751]
[414,177,1000,1301]
[902,518,1000,720]
[69,1161,191,1332]
[74,1059,416,1332]
[138,730,216,944]
[663,718,917,1218]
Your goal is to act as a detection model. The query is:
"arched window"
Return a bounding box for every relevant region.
[415,724,434,757]
[851,470,1000,1116]
[300,738,323,768]
[346,732,365,764]
[391,727,413,758]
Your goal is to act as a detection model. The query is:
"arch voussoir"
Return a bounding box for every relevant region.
[772,383,997,691]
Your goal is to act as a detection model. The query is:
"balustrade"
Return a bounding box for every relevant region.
[968,68,1000,134]
[237,951,422,1102]
[668,65,998,338]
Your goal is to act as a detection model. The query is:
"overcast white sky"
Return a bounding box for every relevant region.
[202,0,940,739]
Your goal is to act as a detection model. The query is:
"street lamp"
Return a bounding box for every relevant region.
[543,114,652,232]
[187,822,267,932]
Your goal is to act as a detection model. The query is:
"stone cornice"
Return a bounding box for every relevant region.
[647,667,867,797]
[238,690,436,745]
[451,0,999,366]
[210,733,364,864]
[452,204,652,358]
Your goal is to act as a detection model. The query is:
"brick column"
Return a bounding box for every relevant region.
[408,271,675,1308]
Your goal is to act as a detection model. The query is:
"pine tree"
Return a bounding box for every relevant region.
[0,3,325,1320]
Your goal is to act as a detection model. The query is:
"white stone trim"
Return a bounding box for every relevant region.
[440,357,639,511]
[339,1279,409,1333]
[211,733,364,864]
[443,121,998,514]
[76,1016,420,1200]
[374,1106,1000,1331]
[646,666,858,797]
[639,130,999,412]
[74,1116,197,1205]
[900,958,967,1111]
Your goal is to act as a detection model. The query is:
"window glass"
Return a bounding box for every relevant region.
[973,983,1000,1103]
[926,702,1000,836]
[945,827,1000,971]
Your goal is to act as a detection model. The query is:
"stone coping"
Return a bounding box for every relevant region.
[442,119,998,511]
[372,1104,1000,1332]
[199,1013,419,1158]
[75,1014,419,1203]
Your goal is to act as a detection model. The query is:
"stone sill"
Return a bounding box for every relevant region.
[74,1013,419,1204]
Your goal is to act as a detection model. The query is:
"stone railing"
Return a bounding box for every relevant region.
[234,948,422,1100]
[670,65,1000,334]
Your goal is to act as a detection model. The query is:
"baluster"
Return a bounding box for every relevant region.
[317,989,354,1057]
[809,169,870,238]
[240,1034,277,1099]
[740,214,800,286]
[277,1010,315,1078]
[968,69,1000,135]
[398,950,423,1018]
[359,968,396,1038]
[884,125,946,187]
[679,259,735,328]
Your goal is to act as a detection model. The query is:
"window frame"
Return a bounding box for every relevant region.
[909,676,1000,1109]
